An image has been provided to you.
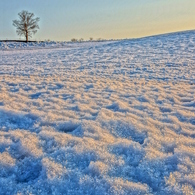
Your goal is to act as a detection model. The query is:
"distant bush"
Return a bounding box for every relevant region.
[79,38,84,42]
[89,37,93,41]
[71,38,78,42]
[44,39,50,42]
[96,38,102,42]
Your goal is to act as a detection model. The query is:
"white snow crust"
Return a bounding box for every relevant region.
[0,31,195,194]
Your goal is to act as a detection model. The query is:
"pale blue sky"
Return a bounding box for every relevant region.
[0,0,195,41]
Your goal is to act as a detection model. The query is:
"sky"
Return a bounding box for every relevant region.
[0,0,195,41]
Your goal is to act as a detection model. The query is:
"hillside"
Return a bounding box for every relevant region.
[0,30,195,194]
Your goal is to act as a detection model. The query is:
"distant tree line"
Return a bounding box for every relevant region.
[71,37,103,42]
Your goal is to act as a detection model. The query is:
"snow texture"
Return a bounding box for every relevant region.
[0,31,195,194]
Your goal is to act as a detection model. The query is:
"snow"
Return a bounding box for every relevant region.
[0,30,195,194]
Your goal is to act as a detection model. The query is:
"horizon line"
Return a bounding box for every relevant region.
[1,29,195,43]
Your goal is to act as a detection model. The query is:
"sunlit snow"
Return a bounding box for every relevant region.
[0,31,195,194]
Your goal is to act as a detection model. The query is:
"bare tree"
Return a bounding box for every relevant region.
[13,10,40,42]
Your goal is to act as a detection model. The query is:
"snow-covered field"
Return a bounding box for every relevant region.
[0,31,195,195]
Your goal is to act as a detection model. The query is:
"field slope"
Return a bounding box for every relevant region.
[0,31,195,194]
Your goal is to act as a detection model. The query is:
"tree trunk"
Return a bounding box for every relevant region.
[26,31,28,42]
